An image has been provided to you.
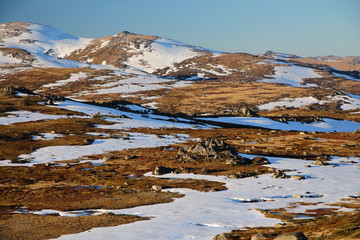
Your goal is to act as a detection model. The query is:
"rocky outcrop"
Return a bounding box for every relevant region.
[252,157,270,165]
[177,139,250,165]
[251,233,267,240]
[153,166,174,175]
[272,169,288,179]
[273,232,307,240]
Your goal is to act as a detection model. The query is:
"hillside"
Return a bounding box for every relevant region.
[0,22,359,240]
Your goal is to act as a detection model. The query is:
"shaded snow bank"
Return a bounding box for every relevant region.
[197,116,360,132]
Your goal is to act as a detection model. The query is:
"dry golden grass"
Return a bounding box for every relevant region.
[150,81,336,116]
[215,210,360,240]
[0,213,147,240]
[295,57,360,71]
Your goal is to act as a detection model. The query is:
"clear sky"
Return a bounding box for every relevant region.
[1,0,359,57]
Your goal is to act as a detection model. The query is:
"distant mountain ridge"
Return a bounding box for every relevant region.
[1,22,359,73]
[0,22,360,118]
[0,22,220,72]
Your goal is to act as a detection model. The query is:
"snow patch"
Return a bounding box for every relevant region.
[259,65,321,87]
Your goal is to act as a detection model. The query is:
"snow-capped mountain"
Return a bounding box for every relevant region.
[0,22,93,68]
[0,22,219,72]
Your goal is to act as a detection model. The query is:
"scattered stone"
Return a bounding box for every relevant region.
[238,106,258,117]
[311,160,330,165]
[273,232,308,240]
[125,155,137,160]
[225,159,242,165]
[11,158,31,164]
[4,86,16,94]
[102,156,112,161]
[291,175,305,180]
[152,185,162,192]
[46,98,54,105]
[227,174,239,179]
[272,170,288,179]
[252,157,270,165]
[251,233,267,240]
[275,223,286,228]
[50,130,56,134]
[83,139,94,144]
[153,166,173,175]
[214,233,229,240]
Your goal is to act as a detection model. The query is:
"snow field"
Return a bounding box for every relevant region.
[258,94,360,111]
[52,155,359,240]
[197,116,360,132]
[125,37,214,73]
[259,64,321,87]
[0,132,190,167]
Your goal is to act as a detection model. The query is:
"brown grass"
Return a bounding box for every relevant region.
[0,213,147,240]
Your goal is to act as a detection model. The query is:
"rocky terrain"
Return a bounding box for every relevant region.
[0,22,359,240]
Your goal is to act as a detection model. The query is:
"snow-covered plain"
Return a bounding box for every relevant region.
[52,155,359,240]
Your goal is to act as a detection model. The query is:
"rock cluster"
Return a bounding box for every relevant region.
[177,139,250,165]
[4,86,34,95]
[272,169,288,179]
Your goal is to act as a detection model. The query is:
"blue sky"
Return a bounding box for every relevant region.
[1,0,359,56]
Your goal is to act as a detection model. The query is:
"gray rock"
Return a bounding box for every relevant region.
[274,232,307,240]
[152,185,162,192]
[153,166,173,175]
[251,233,267,240]
[252,157,270,165]
[213,233,228,240]
[272,170,288,179]
[83,139,94,144]
[311,160,329,165]
[291,175,305,180]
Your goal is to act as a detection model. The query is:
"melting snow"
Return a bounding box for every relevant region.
[53,155,359,240]
[41,72,87,89]
[258,93,360,111]
[0,110,68,125]
[32,132,64,141]
[0,133,190,167]
[259,64,321,87]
